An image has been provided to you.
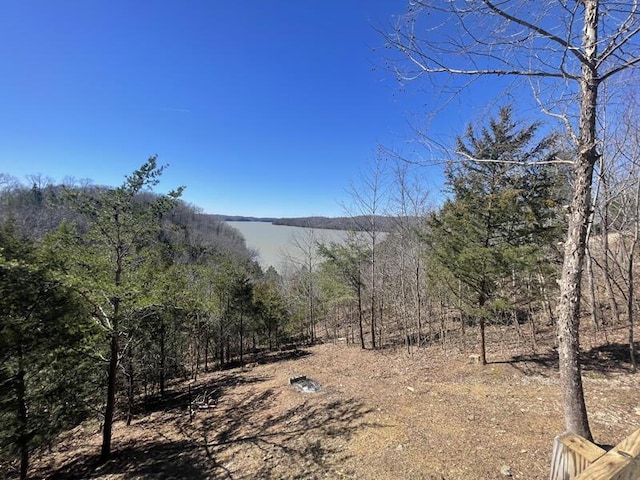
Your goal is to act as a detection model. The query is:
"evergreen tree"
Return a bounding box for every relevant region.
[252,276,288,351]
[55,157,183,462]
[0,222,95,480]
[318,237,371,349]
[427,106,564,364]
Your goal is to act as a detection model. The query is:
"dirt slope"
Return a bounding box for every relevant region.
[26,340,640,480]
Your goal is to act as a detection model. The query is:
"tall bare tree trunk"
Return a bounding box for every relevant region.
[555,0,598,441]
[370,238,377,349]
[125,342,135,426]
[557,163,594,440]
[628,179,640,372]
[416,264,423,347]
[357,282,365,349]
[159,321,166,396]
[628,247,637,372]
[585,247,600,330]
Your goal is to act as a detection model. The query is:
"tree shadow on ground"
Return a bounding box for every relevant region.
[40,440,212,480]
[503,342,638,377]
[140,371,267,415]
[243,347,312,368]
[198,388,376,479]
[41,364,374,479]
[141,350,313,413]
[36,372,269,479]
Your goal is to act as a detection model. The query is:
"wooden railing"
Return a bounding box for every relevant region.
[550,428,640,480]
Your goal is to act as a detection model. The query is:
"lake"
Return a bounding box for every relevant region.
[226,221,352,271]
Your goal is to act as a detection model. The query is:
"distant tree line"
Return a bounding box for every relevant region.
[214,214,399,232]
[273,216,398,232]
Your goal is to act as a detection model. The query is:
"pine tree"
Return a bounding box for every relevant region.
[0,222,95,480]
[56,157,183,462]
[318,237,371,349]
[427,106,564,364]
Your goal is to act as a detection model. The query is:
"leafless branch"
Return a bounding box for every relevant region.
[455,149,574,166]
[601,54,640,81]
[481,0,586,65]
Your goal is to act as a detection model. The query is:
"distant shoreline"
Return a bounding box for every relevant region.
[215,215,276,223]
[212,214,399,232]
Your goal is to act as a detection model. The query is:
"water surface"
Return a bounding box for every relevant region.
[226,221,351,270]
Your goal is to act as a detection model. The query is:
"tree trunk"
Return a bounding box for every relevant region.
[101,245,124,463]
[239,306,244,365]
[628,247,637,372]
[478,291,487,365]
[628,180,639,371]
[125,342,135,426]
[601,175,621,326]
[16,346,29,480]
[308,271,315,344]
[357,282,365,349]
[537,271,556,326]
[378,287,385,347]
[218,310,224,368]
[585,246,600,331]
[370,279,377,349]
[416,264,423,347]
[555,1,598,441]
[101,324,119,462]
[370,228,377,349]
[205,333,209,372]
[159,321,166,397]
[479,318,487,365]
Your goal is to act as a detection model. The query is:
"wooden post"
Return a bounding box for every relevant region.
[550,433,606,480]
[575,428,640,480]
[550,428,640,480]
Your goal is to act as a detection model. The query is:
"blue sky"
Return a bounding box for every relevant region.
[0,1,507,217]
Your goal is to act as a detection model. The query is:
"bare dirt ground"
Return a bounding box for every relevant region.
[24,325,640,479]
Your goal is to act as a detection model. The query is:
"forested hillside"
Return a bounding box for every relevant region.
[0,159,299,478]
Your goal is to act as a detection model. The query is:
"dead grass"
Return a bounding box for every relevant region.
[17,326,640,479]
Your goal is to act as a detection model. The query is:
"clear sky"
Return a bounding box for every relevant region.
[0,1,505,217]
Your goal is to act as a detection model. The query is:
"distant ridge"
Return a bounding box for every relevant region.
[212,215,277,223]
[216,214,399,232]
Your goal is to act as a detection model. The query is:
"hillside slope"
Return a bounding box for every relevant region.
[23,332,639,480]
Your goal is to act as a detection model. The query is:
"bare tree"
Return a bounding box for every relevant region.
[601,98,640,371]
[386,0,640,440]
[0,173,19,190]
[344,155,389,349]
[283,226,324,343]
[318,236,370,349]
[622,168,640,372]
[626,178,640,372]
[387,161,431,351]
